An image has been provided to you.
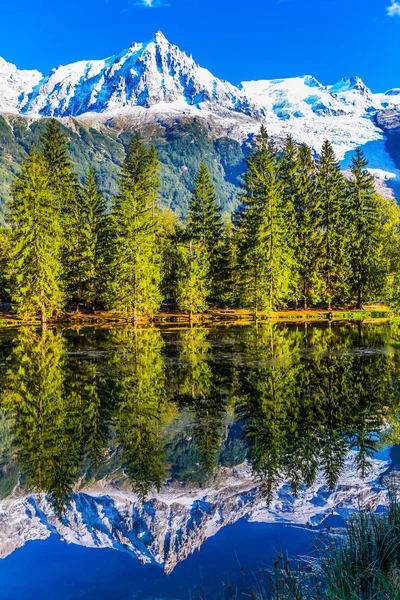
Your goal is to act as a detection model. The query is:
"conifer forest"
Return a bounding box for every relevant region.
[3,120,400,323]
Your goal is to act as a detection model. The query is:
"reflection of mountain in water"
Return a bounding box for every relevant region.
[0,323,399,570]
[0,456,391,573]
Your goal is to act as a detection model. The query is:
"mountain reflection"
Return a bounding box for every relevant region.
[1,322,399,515]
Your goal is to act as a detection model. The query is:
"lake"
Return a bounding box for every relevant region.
[0,322,398,599]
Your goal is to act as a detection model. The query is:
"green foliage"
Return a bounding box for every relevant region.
[187,162,224,298]
[316,140,350,308]
[40,119,83,302]
[347,149,385,308]
[176,241,210,316]
[3,120,400,316]
[6,148,64,322]
[0,115,244,221]
[235,127,295,313]
[281,139,323,308]
[76,168,110,306]
[3,327,82,517]
[109,328,167,498]
[0,227,11,301]
[108,134,163,317]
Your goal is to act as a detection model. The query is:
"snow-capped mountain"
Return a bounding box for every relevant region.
[12,32,260,119]
[0,57,41,113]
[240,75,381,119]
[1,31,400,183]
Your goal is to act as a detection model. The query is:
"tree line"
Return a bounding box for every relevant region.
[3,120,400,322]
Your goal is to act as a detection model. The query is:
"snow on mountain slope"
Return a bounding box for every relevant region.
[0,452,391,573]
[18,32,260,119]
[0,57,42,113]
[1,32,400,183]
[240,75,400,182]
[240,75,383,121]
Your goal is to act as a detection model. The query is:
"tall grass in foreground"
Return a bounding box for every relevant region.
[262,488,400,600]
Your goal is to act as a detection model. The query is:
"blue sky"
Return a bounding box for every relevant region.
[1,0,399,92]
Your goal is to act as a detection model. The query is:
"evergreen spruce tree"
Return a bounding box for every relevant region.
[294,144,323,309]
[235,127,294,314]
[176,240,210,320]
[316,140,348,310]
[187,163,223,300]
[279,135,301,307]
[160,207,182,301]
[347,149,381,309]
[109,134,163,321]
[0,227,11,302]
[78,168,109,309]
[7,148,64,323]
[40,118,81,303]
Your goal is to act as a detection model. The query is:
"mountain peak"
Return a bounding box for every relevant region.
[330,76,370,94]
[154,30,168,43]
[16,32,259,118]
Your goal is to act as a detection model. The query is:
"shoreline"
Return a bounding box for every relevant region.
[0,306,392,328]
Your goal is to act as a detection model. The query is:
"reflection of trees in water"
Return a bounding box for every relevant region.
[1,322,400,516]
[110,328,167,499]
[236,323,400,501]
[174,328,227,476]
[3,327,82,516]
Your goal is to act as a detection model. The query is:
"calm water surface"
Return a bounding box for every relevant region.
[0,322,398,599]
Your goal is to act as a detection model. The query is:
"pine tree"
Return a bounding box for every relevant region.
[40,119,81,304]
[0,226,11,302]
[347,149,381,309]
[316,140,348,310]
[235,127,294,314]
[78,168,109,309]
[280,135,301,307]
[187,162,223,300]
[7,148,64,323]
[109,134,162,320]
[176,240,210,320]
[294,144,323,309]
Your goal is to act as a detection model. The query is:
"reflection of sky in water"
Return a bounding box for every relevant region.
[0,522,316,600]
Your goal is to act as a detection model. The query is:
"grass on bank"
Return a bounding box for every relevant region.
[257,487,400,600]
[0,304,392,327]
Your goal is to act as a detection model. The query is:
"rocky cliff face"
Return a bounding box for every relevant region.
[0,452,391,573]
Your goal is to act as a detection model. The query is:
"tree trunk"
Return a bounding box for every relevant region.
[41,296,47,326]
[133,307,139,327]
[357,288,363,311]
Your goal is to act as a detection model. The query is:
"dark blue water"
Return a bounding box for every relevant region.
[0,520,317,600]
